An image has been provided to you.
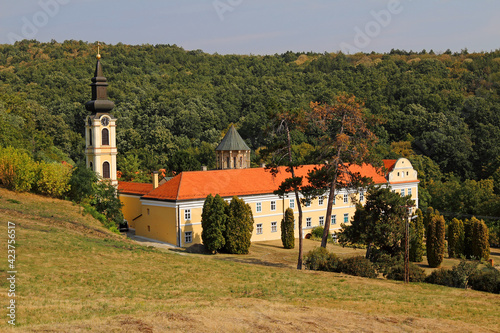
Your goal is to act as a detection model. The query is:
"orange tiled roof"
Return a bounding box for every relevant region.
[383,159,397,172]
[118,181,154,196]
[142,164,388,201]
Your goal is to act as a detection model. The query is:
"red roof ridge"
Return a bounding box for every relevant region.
[176,172,183,201]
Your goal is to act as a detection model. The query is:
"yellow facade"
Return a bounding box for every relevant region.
[119,194,143,229]
[135,202,178,245]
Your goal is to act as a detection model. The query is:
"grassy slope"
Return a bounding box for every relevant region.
[0,188,499,332]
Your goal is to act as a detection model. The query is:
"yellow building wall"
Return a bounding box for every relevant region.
[180,206,204,247]
[136,204,178,245]
[118,194,142,229]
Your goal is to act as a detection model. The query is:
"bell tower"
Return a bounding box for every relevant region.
[84,43,118,186]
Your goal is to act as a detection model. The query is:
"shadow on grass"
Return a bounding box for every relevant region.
[216,256,289,269]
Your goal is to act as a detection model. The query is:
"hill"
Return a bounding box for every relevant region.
[0,188,499,332]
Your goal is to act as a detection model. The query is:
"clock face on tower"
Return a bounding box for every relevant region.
[101,117,109,126]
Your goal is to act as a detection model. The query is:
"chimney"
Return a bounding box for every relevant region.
[153,171,159,189]
[201,166,207,171]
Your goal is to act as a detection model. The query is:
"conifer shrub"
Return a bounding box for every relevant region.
[463,218,474,258]
[385,263,426,282]
[281,207,294,249]
[426,213,445,268]
[447,218,464,258]
[304,247,341,272]
[425,268,455,287]
[201,194,227,254]
[409,209,425,262]
[224,196,254,254]
[340,256,377,278]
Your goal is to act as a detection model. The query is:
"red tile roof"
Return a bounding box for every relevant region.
[383,159,397,172]
[118,181,154,195]
[142,164,388,201]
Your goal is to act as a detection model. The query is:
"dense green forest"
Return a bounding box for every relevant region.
[0,40,499,221]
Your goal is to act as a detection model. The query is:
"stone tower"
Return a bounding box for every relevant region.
[84,47,118,186]
[216,125,251,169]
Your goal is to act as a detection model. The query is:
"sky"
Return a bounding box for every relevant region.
[0,0,499,55]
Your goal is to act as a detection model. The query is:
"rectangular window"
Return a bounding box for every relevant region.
[331,215,336,225]
[305,201,311,207]
[289,198,295,209]
[360,192,364,202]
[343,194,348,204]
[271,221,277,232]
[319,216,324,226]
[318,196,324,205]
[185,231,192,243]
[256,202,262,212]
[184,209,191,220]
[256,223,263,234]
[344,213,349,223]
[271,200,276,211]
[401,189,405,196]
[333,195,336,205]
[306,217,312,227]
[408,188,412,196]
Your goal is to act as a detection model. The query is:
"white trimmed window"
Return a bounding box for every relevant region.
[319,216,324,226]
[319,196,324,205]
[401,189,405,196]
[331,215,336,225]
[343,194,348,203]
[306,217,312,227]
[360,192,364,202]
[256,202,262,212]
[184,231,192,243]
[256,223,263,234]
[289,198,295,209]
[271,200,276,211]
[344,213,349,223]
[271,221,277,232]
[305,201,311,207]
[408,188,412,196]
[184,209,191,220]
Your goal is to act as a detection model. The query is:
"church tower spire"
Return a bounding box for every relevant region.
[84,42,118,186]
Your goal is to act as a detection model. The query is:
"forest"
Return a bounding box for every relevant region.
[0,40,499,224]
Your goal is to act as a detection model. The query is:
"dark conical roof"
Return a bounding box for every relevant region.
[85,58,114,113]
[216,125,251,151]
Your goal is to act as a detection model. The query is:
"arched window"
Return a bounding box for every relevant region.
[89,162,93,171]
[103,162,110,179]
[88,129,92,146]
[102,128,109,146]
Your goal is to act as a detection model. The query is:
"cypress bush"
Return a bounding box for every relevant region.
[409,209,425,262]
[471,217,490,260]
[463,218,474,258]
[426,213,445,268]
[447,218,464,258]
[281,207,295,249]
[201,194,227,254]
[224,196,254,254]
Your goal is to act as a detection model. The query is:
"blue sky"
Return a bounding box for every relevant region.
[1,0,499,54]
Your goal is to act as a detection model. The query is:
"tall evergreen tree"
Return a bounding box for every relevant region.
[447,218,464,258]
[471,217,490,260]
[426,213,445,268]
[201,194,227,254]
[281,207,295,249]
[224,196,254,254]
[409,208,425,262]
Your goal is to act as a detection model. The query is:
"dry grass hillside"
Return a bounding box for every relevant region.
[0,188,499,332]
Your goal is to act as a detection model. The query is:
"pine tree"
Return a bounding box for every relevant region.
[409,208,425,262]
[471,217,490,260]
[224,196,254,254]
[281,207,295,249]
[426,213,445,268]
[447,218,464,258]
[201,194,227,254]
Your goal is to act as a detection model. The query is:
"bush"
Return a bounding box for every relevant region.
[385,263,427,282]
[311,226,325,239]
[34,161,72,198]
[471,217,490,260]
[469,268,500,294]
[0,146,36,192]
[201,194,227,253]
[425,268,455,287]
[281,207,294,249]
[340,256,377,278]
[304,247,341,272]
[224,196,254,254]
[409,209,425,262]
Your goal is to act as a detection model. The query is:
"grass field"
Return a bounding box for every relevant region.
[0,187,499,332]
